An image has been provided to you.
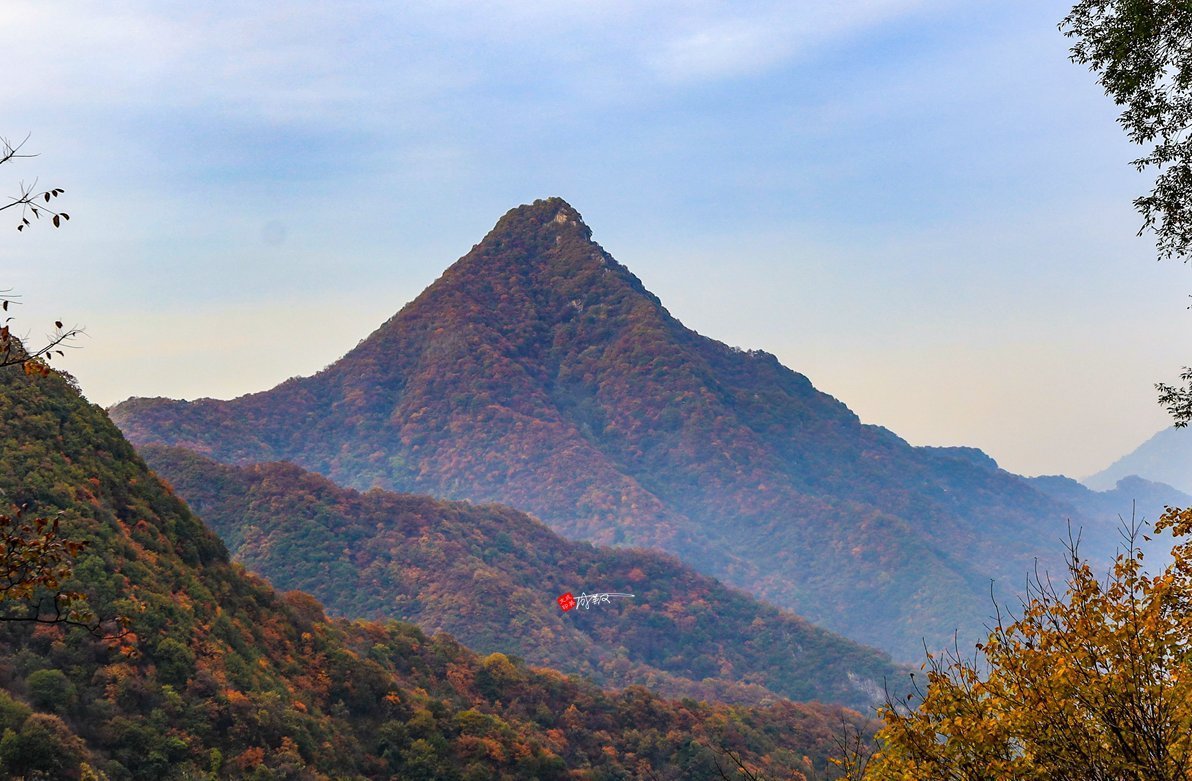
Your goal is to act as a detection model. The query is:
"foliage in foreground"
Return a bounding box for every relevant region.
[1061,2,1192,425]
[850,509,1192,780]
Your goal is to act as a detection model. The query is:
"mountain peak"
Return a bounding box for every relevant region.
[414,195,661,321]
[113,198,1116,661]
[486,197,594,245]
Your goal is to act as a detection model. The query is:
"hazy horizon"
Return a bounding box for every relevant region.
[4,0,1188,478]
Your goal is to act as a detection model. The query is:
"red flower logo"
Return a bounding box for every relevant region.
[557,592,576,612]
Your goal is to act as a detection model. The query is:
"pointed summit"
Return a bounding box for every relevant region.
[435,196,636,298]
[385,196,666,372]
[492,196,591,237]
[448,196,598,273]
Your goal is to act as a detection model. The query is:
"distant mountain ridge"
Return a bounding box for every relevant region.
[141,444,902,711]
[1085,426,1192,495]
[110,197,1173,660]
[1030,473,1190,526]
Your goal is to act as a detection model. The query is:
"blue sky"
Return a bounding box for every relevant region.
[2,0,1188,478]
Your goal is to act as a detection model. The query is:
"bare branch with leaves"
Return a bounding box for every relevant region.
[713,743,767,781]
[1,134,81,372]
[0,292,83,375]
[0,504,127,639]
[0,135,68,232]
[0,134,124,640]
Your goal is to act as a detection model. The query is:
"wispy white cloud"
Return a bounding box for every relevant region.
[2,1,948,126]
[645,0,941,83]
[1,0,1180,478]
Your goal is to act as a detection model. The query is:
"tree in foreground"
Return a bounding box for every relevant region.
[0,134,116,635]
[845,508,1192,780]
[0,504,104,632]
[1060,2,1192,424]
[0,301,80,380]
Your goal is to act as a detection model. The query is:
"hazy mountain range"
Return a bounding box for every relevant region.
[1084,426,1192,496]
[109,197,1182,662]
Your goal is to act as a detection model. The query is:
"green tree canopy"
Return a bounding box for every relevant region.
[1061,2,1192,425]
[1062,0,1192,261]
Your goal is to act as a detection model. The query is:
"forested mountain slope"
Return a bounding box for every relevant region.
[0,356,868,779]
[142,444,901,711]
[110,198,1148,660]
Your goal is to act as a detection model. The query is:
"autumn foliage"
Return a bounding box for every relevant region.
[0,306,870,779]
[0,505,99,630]
[141,444,902,711]
[850,509,1192,780]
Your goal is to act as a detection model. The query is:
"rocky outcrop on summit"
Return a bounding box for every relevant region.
[111,197,1151,660]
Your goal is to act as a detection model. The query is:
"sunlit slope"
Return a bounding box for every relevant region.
[0,358,870,779]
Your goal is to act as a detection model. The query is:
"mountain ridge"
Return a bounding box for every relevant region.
[140,443,903,711]
[1084,426,1192,495]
